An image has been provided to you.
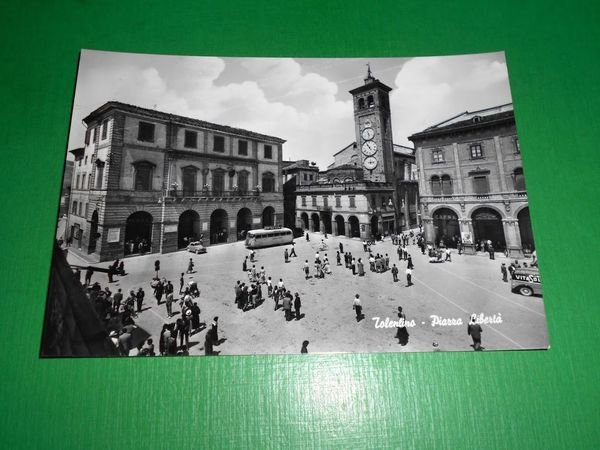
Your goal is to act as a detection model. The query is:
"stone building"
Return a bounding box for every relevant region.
[295,68,419,239]
[66,101,285,262]
[282,160,320,229]
[409,103,534,256]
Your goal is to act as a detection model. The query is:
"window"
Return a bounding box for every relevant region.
[238,140,248,156]
[184,130,198,148]
[95,162,104,189]
[473,175,490,195]
[514,137,520,154]
[264,145,273,159]
[262,172,275,192]
[335,196,341,207]
[323,196,328,208]
[182,167,197,195]
[78,158,82,167]
[358,98,365,109]
[90,127,95,144]
[101,119,108,140]
[72,201,78,214]
[349,196,356,208]
[301,196,307,207]
[213,135,225,152]
[78,202,83,216]
[432,149,444,163]
[367,95,374,107]
[212,169,225,193]
[513,168,526,191]
[85,203,89,218]
[237,171,249,193]
[85,128,90,145]
[75,174,80,189]
[82,174,87,190]
[303,173,307,181]
[431,175,441,196]
[441,175,453,196]
[311,196,317,207]
[84,156,88,165]
[470,143,484,159]
[138,122,155,142]
[133,162,154,191]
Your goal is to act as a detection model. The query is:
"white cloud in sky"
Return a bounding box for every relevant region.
[69,51,512,167]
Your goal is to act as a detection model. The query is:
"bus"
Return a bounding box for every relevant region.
[245,227,294,249]
[511,267,543,297]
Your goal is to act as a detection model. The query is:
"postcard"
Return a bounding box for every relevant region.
[40,50,549,357]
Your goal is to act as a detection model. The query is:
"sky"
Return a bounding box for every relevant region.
[67,50,513,168]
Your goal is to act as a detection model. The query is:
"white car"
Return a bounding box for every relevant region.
[186,242,207,254]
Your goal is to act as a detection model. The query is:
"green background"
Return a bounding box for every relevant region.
[1,1,598,448]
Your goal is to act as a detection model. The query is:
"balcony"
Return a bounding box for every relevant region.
[296,181,395,193]
[421,191,528,202]
[166,189,260,199]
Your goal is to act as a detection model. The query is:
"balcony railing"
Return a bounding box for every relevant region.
[166,189,261,198]
[421,191,527,202]
[296,181,395,192]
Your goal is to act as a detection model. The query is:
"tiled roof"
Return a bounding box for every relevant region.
[82,101,286,144]
[409,103,514,139]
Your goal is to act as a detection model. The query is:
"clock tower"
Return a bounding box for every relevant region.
[349,65,394,183]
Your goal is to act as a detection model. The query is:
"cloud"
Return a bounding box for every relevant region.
[390,54,512,145]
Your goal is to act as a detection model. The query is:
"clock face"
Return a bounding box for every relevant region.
[363,156,378,170]
[361,140,378,156]
[361,127,375,140]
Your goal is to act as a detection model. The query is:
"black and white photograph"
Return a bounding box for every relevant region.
[41,50,549,357]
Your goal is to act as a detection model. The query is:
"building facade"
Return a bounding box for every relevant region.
[66,102,285,262]
[282,160,320,229]
[295,69,419,239]
[409,103,534,257]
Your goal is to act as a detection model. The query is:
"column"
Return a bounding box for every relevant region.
[459,218,475,255]
[416,147,427,195]
[452,143,464,194]
[503,218,523,258]
[403,190,410,231]
[494,136,508,191]
[333,219,338,236]
[422,218,434,245]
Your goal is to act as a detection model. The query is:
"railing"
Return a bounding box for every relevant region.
[421,191,528,201]
[166,189,261,198]
[296,181,395,192]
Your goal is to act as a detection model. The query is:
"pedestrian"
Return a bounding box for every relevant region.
[154,260,160,278]
[113,288,123,313]
[250,249,255,263]
[267,277,273,296]
[357,258,365,276]
[165,292,174,317]
[351,257,357,275]
[191,302,201,333]
[391,264,399,282]
[301,340,309,354]
[179,272,184,294]
[336,251,341,266]
[363,240,368,252]
[445,248,451,262]
[242,256,248,272]
[385,253,390,271]
[154,279,164,304]
[284,248,289,263]
[339,242,344,254]
[488,244,495,260]
[204,329,215,356]
[136,287,145,313]
[294,292,302,320]
[407,255,414,270]
[210,317,219,343]
[107,265,114,283]
[187,258,194,274]
[396,307,409,345]
[467,314,483,351]
[290,243,297,257]
[304,260,310,279]
[501,263,508,282]
[282,293,293,321]
[84,267,94,286]
[352,294,363,321]
[406,267,413,286]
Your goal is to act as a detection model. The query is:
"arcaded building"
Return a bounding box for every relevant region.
[295,69,419,239]
[409,103,534,257]
[66,102,285,262]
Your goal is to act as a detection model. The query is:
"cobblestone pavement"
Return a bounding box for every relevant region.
[67,232,548,356]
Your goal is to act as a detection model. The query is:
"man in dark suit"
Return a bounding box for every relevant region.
[467,314,483,351]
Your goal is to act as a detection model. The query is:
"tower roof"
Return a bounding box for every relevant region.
[349,65,392,95]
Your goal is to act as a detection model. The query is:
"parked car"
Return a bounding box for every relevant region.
[186,242,207,254]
